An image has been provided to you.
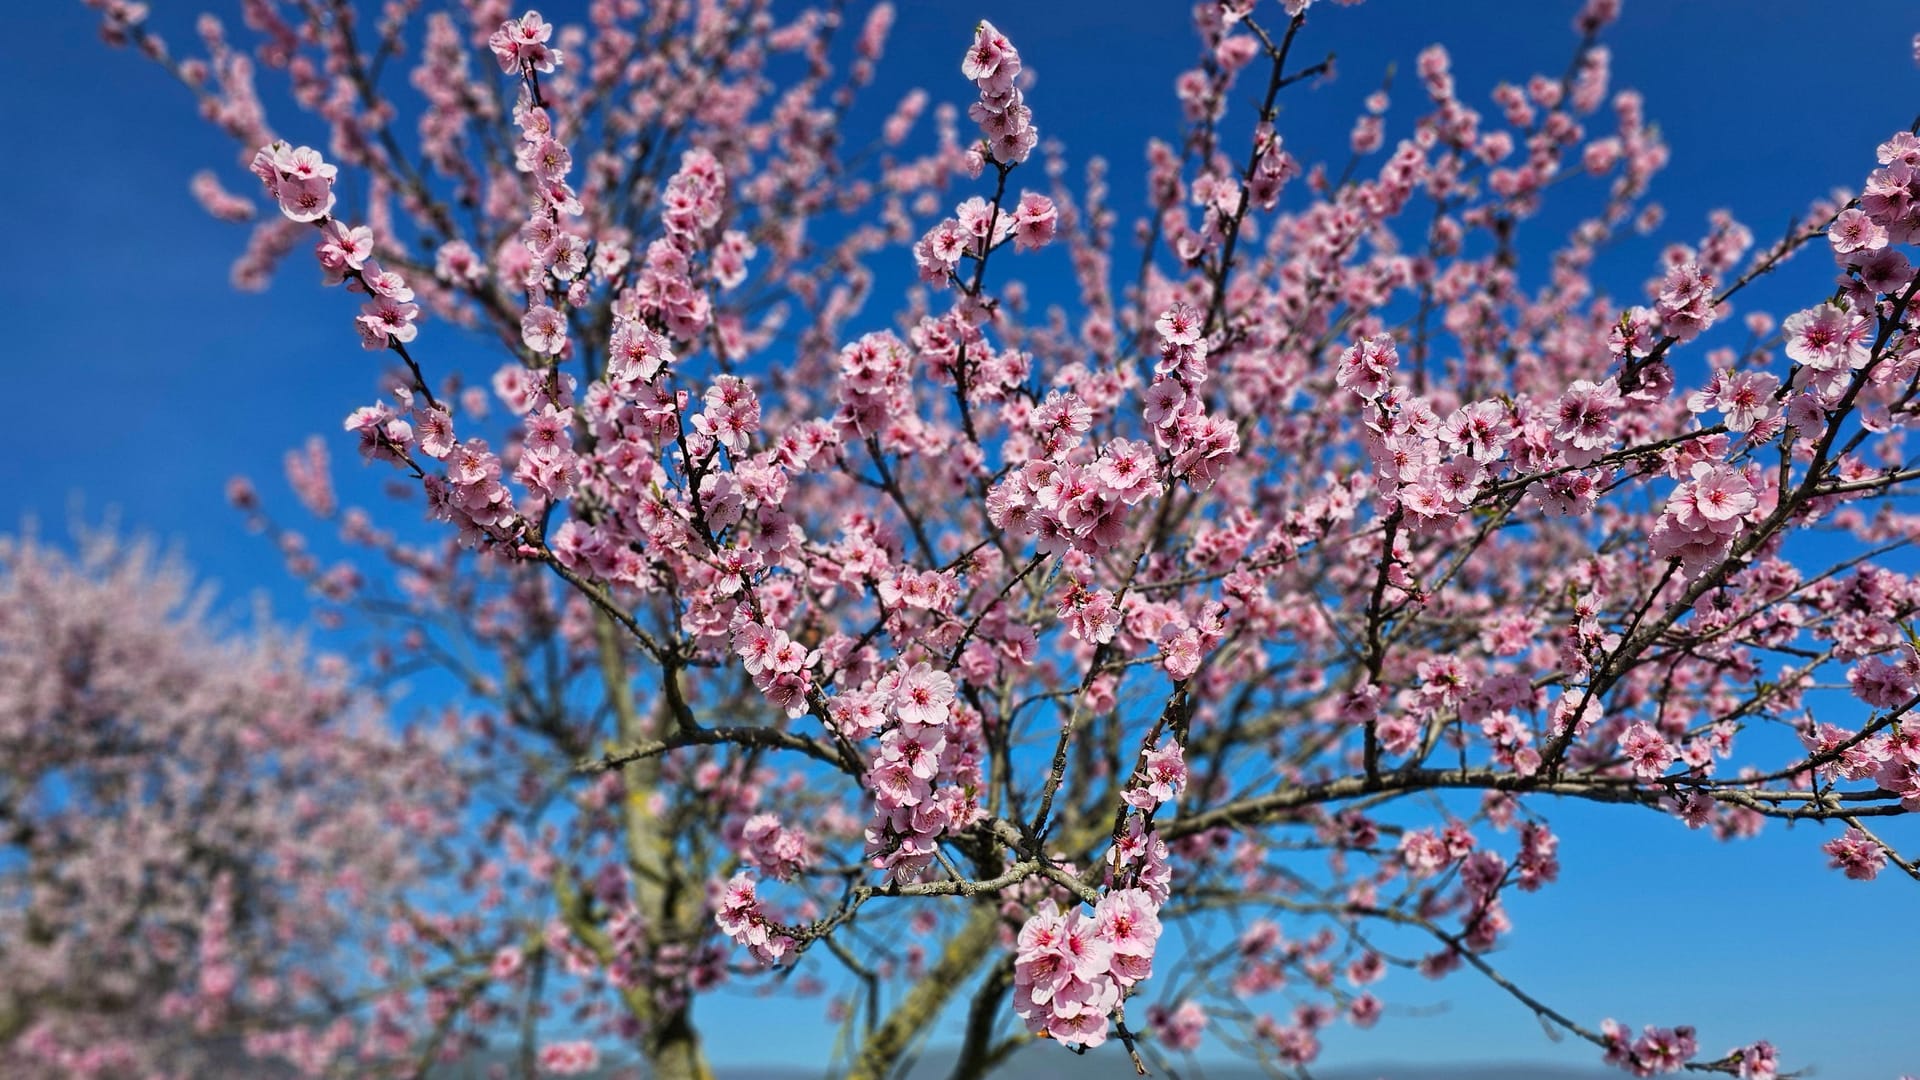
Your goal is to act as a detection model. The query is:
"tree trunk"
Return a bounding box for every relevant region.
[846,905,1003,1080]
[594,612,716,1080]
[643,1004,716,1080]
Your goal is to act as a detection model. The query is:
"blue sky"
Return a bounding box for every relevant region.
[9,0,1920,1076]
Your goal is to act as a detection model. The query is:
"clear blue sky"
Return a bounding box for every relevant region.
[9,1,1919,1076]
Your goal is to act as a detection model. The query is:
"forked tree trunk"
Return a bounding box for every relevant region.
[595,612,717,1080]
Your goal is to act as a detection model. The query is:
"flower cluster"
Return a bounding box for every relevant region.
[1860,132,1920,245]
[487,10,562,75]
[499,24,588,358]
[987,428,1162,560]
[913,190,1059,285]
[1616,720,1676,781]
[1600,1020,1698,1076]
[250,143,422,350]
[633,149,732,338]
[1800,715,1920,819]
[1334,331,1397,402]
[1685,368,1779,433]
[848,662,986,883]
[1821,828,1888,881]
[733,621,818,719]
[1730,1041,1780,1080]
[1783,302,1872,400]
[738,813,813,882]
[692,374,761,457]
[714,873,793,966]
[1149,1000,1208,1051]
[1337,332,1532,531]
[426,432,518,544]
[248,142,334,223]
[512,401,580,503]
[1124,740,1187,808]
[1653,260,1716,342]
[1647,462,1759,580]
[1144,303,1240,489]
[834,330,914,437]
[1107,815,1172,903]
[1011,889,1163,1048]
[536,1041,599,1075]
[961,20,1037,165]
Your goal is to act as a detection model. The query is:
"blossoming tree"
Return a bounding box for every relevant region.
[77,0,1920,1077]
[0,526,468,1077]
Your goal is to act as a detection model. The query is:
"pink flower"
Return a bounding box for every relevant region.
[1682,463,1756,525]
[961,21,1016,88]
[251,142,337,223]
[1399,828,1453,878]
[1858,247,1914,294]
[358,294,420,346]
[1619,721,1675,780]
[489,946,524,980]
[316,220,373,277]
[1149,1001,1207,1051]
[1785,391,1828,436]
[1782,303,1871,371]
[416,408,455,460]
[1130,742,1186,807]
[1829,208,1887,254]
[893,663,956,728]
[1157,626,1202,682]
[435,240,484,284]
[1732,1040,1778,1080]
[1057,583,1120,644]
[521,305,567,355]
[1091,888,1161,984]
[536,1041,598,1074]
[732,622,776,676]
[1687,369,1779,433]
[608,321,673,383]
[1441,400,1514,461]
[1551,378,1623,460]
[489,10,562,74]
[1822,828,1886,880]
[1336,334,1398,401]
[1011,192,1058,252]
[1155,302,1204,347]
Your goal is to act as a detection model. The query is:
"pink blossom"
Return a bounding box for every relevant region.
[536,1041,599,1074]
[1687,369,1779,433]
[1336,334,1398,401]
[1783,303,1871,371]
[1619,721,1676,780]
[489,10,562,74]
[893,663,956,728]
[1156,302,1204,347]
[1822,828,1886,880]
[521,305,567,355]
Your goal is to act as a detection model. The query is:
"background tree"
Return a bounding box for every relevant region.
[0,524,469,1077]
[72,1,1920,1078]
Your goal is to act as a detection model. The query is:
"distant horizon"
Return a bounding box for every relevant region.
[715,1049,1622,1080]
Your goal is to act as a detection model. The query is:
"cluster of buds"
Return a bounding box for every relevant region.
[961,21,1037,165]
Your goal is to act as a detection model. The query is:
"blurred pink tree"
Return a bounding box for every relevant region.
[0,525,469,1076]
